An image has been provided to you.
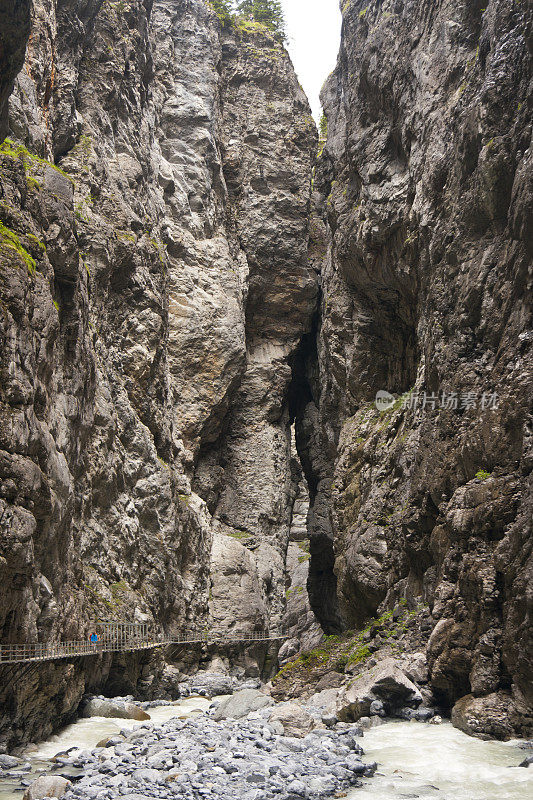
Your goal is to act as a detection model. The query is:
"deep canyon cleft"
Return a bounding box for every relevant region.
[0,0,531,782]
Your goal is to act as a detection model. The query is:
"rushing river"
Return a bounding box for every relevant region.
[1,706,531,800]
[0,697,211,800]
[348,720,533,800]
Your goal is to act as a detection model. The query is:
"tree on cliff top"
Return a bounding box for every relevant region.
[210,0,234,24]
[237,0,286,41]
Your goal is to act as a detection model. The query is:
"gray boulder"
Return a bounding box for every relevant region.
[306,687,340,715]
[268,702,315,738]
[82,698,150,721]
[369,699,386,716]
[0,755,20,769]
[414,707,435,722]
[401,652,429,684]
[132,767,163,783]
[213,689,273,720]
[23,776,71,799]
[120,795,154,800]
[190,672,233,697]
[337,658,422,721]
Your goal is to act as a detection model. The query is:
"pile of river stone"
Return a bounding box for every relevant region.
[53,704,375,800]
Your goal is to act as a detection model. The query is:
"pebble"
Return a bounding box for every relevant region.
[55,706,371,800]
[0,755,20,769]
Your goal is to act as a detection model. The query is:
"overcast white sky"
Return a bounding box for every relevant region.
[281,0,342,122]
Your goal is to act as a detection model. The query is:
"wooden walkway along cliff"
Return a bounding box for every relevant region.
[0,622,288,665]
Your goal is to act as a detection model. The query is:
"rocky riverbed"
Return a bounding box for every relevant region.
[57,713,374,800]
[2,670,532,800]
[0,676,377,800]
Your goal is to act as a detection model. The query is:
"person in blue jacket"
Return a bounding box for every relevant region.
[89,632,99,648]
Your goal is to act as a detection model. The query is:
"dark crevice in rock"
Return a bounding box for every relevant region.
[0,0,31,141]
[288,310,342,635]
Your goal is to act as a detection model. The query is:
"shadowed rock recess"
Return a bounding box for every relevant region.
[0,0,531,751]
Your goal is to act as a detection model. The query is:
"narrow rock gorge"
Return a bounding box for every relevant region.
[0,0,531,755]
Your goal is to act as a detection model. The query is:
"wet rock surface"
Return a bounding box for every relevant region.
[20,697,376,800]
[81,700,150,722]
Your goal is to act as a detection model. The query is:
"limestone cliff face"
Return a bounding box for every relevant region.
[0,1,31,139]
[1,0,531,749]
[0,0,316,747]
[308,0,532,737]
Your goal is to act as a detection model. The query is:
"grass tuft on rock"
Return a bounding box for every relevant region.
[475,469,492,480]
[0,137,75,184]
[0,221,36,274]
[273,604,429,693]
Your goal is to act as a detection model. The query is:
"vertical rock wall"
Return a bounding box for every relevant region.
[199,24,318,638]
[0,0,317,747]
[0,0,31,139]
[2,0,530,747]
[309,0,532,736]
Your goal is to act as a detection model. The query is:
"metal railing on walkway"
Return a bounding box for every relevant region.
[0,624,288,665]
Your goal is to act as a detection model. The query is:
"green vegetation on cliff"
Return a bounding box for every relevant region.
[237,0,285,39]
[0,137,74,184]
[208,0,286,41]
[209,0,234,24]
[0,221,36,274]
[273,604,428,693]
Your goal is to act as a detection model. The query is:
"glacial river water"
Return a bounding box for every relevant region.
[1,706,531,800]
[348,720,533,800]
[0,697,210,800]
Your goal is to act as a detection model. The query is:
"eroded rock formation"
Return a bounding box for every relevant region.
[0,0,316,748]
[0,0,531,748]
[309,0,532,736]
[0,0,31,139]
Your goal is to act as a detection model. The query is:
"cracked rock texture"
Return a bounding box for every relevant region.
[279,444,323,662]
[0,0,31,140]
[306,0,532,738]
[1,0,531,750]
[0,0,316,748]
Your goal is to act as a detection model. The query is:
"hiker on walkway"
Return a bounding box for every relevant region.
[89,632,99,650]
